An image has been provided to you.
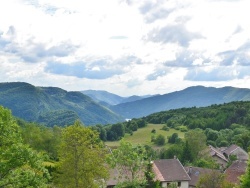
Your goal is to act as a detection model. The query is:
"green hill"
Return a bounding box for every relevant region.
[0,82,124,126]
[111,86,250,119]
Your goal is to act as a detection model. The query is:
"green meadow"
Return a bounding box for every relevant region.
[105,123,185,148]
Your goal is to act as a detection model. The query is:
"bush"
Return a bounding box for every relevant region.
[179,125,188,132]
[162,125,169,131]
[155,134,165,146]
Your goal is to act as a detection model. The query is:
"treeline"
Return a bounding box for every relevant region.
[91,118,147,141]
[145,101,250,130]
[92,101,250,142]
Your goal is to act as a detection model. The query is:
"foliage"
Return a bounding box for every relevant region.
[184,129,207,161]
[0,82,123,126]
[154,134,165,146]
[20,121,62,159]
[159,144,183,160]
[161,124,169,131]
[0,106,50,187]
[55,120,108,188]
[168,182,178,188]
[145,101,250,131]
[241,155,250,188]
[168,133,180,144]
[182,141,194,164]
[197,171,234,188]
[107,140,148,185]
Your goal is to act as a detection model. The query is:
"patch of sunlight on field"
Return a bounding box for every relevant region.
[105,124,185,148]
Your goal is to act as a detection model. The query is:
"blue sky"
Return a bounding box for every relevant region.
[0,0,250,96]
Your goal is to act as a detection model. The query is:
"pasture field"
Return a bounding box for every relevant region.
[105,123,185,148]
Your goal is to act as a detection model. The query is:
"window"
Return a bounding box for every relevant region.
[178,182,181,187]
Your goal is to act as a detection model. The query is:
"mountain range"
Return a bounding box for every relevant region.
[0,82,123,126]
[110,86,250,118]
[1,82,250,126]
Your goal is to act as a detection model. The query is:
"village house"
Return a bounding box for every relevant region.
[184,166,221,188]
[209,145,228,168]
[152,159,190,188]
[107,154,248,187]
[221,144,249,161]
[224,160,247,185]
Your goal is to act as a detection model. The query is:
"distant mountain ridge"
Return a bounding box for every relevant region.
[110,86,250,119]
[81,90,151,105]
[2,82,250,126]
[0,82,123,126]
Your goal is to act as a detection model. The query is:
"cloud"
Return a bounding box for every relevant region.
[164,50,210,68]
[139,1,174,23]
[146,25,203,47]
[109,36,128,40]
[45,59,126,79]
[3,35,77,63]
[126,78,143,88]
[218,41,250,66]
[146,69,168,81]
[184,66,250,81]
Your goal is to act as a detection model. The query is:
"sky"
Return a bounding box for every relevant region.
[0,0,250,96]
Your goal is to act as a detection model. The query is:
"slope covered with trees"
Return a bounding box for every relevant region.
[0,82,123,126]
[111,86,250,119]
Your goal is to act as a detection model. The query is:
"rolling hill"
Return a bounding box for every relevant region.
[81,90,151,105]
[0,82,124,126]
[110,86,250,119]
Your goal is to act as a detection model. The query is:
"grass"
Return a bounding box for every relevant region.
[105,123,185,149]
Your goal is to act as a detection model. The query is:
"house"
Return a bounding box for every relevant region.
[224,160,247,185]
[222,144,249,161]
[153,159,191,188]
[184,166,222,187]
[209,145,228,168]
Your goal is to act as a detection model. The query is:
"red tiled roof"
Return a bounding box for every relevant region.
[225,160,247,185]
[153,159,191,182]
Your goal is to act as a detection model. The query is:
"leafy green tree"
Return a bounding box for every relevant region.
[55,121,108,188]
[0,106,50,187]
[21,122,62,159]
[241,156,250,188]
[159,144,183,160]
[155,134,165,146]
[168,133,179,144]
[107,140,148,186]
[197,171,234,188]
[185,129,207,161]
[182,141,194,164]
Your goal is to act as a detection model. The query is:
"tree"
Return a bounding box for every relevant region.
[155,134,165,146]
[107,140,148,186]
[168,133,179,144]
[197,171,234,188]
[55,121,108,188]
[184,129,207,161]
[182,141,194,164]
[0,106,50,187]
[241,156,250,188]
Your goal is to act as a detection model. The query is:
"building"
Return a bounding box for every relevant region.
[185,166,222,188]
[209,145,228,168]
[153,159,191,188]
[222,144,249,161]
[224,160,247,185]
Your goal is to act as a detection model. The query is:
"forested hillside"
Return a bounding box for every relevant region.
[111,86,250,119]
[0,82,123,126]
[145,101,250,130]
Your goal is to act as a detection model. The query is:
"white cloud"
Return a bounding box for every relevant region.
[0,0,250,96]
